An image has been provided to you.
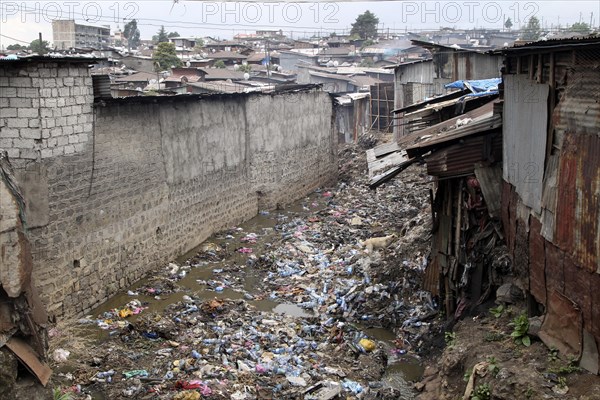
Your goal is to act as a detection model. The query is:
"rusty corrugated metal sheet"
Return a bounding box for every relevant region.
[529,218,546,305]
[539,290,582,360]
[554,133,600,273]
[592,272,600,339]
[564,254,592,328]
[424,133,502,177]
[545,242,565,294]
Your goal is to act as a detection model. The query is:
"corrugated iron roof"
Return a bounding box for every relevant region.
[503,36,600,53]
[424,133,502,177]
[405,113,502,158]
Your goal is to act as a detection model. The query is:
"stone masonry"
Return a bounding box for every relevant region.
[0,59,337,318]
[0,60,94,161]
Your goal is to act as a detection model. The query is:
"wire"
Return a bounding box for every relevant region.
[0,34,32,44]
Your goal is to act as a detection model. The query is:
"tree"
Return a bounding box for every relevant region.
[214,60,226,69]
[504,17,513,30]
[153,42,181,70]
[168,31,180,38]
[155,26,169,44]
[29,39,50,55]
[522,16,541,41]
[7,44,24,50]
[239,63,252,73]
[350,10,379,40]
[571,22,591,34]
[359,58,375,67]
[123,19,141,51]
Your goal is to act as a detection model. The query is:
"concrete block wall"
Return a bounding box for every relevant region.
[0,62,93,161]
[1,62,336,318]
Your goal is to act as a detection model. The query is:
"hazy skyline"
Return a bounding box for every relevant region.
[1,1,599,48]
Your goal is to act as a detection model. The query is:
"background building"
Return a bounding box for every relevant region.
[52,20,111,50]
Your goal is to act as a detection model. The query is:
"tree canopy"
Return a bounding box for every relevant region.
[213,60,226,69]
[522,16,541,41]
[571,22,591,34]
[168,32,180,38]
[154,26,169,44]
[504,17,513,30]
[29,39,50,55]
[123,19,141,50]
[7,44,25,50]
[152,42,181,70]
[350,10,379,40]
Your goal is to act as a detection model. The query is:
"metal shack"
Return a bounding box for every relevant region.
[501,37,600,373]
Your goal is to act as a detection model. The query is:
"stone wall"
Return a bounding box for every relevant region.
[0,61,93,160]
[1,61,336,318]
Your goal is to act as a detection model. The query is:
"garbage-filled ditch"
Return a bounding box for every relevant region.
[49,139,439,399]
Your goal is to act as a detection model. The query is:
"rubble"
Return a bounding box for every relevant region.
[49,136,436,399]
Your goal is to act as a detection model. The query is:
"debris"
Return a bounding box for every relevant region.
[52,348,70,363]
[47,138,436,399]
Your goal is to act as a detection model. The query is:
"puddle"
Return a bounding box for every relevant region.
[365,326,425,382]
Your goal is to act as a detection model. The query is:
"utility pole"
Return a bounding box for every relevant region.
[265,39,269,79]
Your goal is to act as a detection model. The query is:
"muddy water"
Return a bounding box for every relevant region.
[85,191,423,386]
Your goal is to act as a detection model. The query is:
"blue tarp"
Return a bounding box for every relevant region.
[445,78,501,93]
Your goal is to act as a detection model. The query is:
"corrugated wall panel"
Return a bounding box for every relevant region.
[503,74,549,213]
[529,218,547,305]
[545,242,565,295]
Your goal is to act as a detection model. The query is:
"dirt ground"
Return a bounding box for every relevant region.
[416,302,600,400]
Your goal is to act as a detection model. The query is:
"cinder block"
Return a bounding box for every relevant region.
[29,119,40,128]
[41,148,53,158]
[13,138,35,148]
[9,98,32,108]
[20,128,41,139]
[40,109,53,118]
[0,128,19,138]
[51,127,63,137]
[9,77,31,87]
[0,138,13,148]
[7,119,28,128]
[17,88,38,97]
[43,98,57,108]
[2,87,17,97]
[6,148,19,158]
[39,68,57,78]
[19,148,38,159]
[1,107,17,118]
[64,145,75,154]
[17,108,38,118]
[41,78,57,88]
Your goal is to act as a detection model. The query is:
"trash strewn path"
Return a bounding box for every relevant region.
[49,136,437,399]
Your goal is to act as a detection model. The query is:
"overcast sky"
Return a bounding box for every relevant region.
[1,1,599,48]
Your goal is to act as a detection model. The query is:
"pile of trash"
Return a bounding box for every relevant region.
[50,141,435,399]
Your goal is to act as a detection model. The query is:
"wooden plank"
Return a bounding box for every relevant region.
[373,142,400,158]
[367,150,410,177]
[5,337,52,386]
